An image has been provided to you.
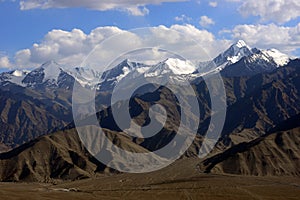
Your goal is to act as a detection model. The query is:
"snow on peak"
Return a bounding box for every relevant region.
[210,40,253,68]
[72,67,100,81]
[40,60,63,82]
[235,40,249,49]
[163,58,196,75]
[0,70,29,86]
[12,70,26,77]
[226,40,252,64]
[227,55,240,64]
[41,60,59,68]
[262,49,290,66]
[66,67,102,88]
[115,65,131,82]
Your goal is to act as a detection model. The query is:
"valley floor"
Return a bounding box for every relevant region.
[0,175,299,200]
[0,159,299,200]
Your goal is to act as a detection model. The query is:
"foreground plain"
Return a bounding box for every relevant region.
[0,158,299,200]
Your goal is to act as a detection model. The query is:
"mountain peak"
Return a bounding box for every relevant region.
[152,58,196,75]
[11,70,28,77]
[39,60,63,82]
[20,60,64,87]
[234,40,249,49]
[212,40,253,67]
[116,58,138,66]
[40,60,61,69]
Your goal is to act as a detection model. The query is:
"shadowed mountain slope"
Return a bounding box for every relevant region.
[0,59,299,181]
[198,114,300,176]
[0,83,72,148]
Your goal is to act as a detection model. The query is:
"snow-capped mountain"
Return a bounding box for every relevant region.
[19,60,92,90]
[143,58,198,84]
[145,58,196,77]
[198,40,254,74]
[97,58,199,92]
[198,40,291,77]
[0,61,101,90]
[214,40,253,67]
[220,47,290,77]
[0,40,293,91]
[212,40,289,68]
[22,60,66,88]
[97,59,150,91]
[261,49,290,66]
[0,69,29,86]
[68,67,102,88]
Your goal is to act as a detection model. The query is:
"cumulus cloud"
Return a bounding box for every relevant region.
[10,25,230,70]
[13,26,126,68]
[14,49,32,68]
[144,24,226,61]
[0,56,11,69]
[7,23,300,70]
[226,0,300,24]
[19,0,186,16]
[230,23,300,54]
[199,16,215,27]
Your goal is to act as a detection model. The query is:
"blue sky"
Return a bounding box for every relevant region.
[0,0,299,70]
[0,0,238,52]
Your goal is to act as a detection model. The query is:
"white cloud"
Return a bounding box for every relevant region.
[13,26,126,68]
[174,14,192,23]
[30,29,87,63]
[226,0,300,24]
[230,23,300,54]
[83,26,224,70]
[7,23,300,70]
[126,6,149,16]
[19,0,187,16]
[84,24,230,69]
[167,24,230,60]
[0,56,11,69]
[199,15,215,27]
[14,49,32,68]
[209,1,218,7]
[10,25,230,70]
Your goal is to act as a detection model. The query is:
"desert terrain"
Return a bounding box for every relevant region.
[0,158,299,200]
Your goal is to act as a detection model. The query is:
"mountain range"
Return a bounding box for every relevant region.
[0,40,299,181]
[0,40,291,91]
